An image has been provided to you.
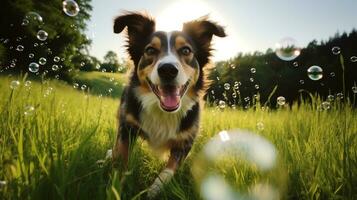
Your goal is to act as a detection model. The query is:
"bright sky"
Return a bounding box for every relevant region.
[86,0,357,62]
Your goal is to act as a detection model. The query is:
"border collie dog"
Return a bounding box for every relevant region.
[112,12,225,198]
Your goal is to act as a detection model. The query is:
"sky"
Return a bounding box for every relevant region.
[85,0,357,62]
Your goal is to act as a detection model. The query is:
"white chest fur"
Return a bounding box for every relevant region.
[136,91,196,149]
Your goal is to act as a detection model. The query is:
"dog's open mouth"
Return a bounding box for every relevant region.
[146,78,190,112]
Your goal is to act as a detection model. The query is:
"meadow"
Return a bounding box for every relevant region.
[0,72,356,200]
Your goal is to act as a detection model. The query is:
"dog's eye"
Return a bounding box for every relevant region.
[145,47,158,56]
[180,47,192,56]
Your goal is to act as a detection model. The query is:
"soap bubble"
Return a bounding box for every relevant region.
[250,68,256,73]
[352,86,357,94]
[321,101,331,110]
[24,106,35,116]
[81,84,87,90]
[63,0,80,17]
[192,129,284,200]
[255,84,260,90]
[299,80,305,85]
[16,45,24,51]
[329,72,335,77]
[249,78,254,82]
[28,53,34,58]
[108,88,113,93]
[350,56,357,63]
[224,83,230,90]
[53,56,60,62]
[307,65,323,81]
[331,46,341,55]
[244,97,250,102]
[52,65,59,71]
[327,95,334,102]
[101,68,106,73]
[336,93,344,100]
[256,122,264,131]
[277,96,285,106]
[73,83,79,89]
[28,62,39,73]
[36,30,48,41]
[24,80,32,87]
[10,80,20,89]
[293,62,299,67]
[275,37,301,61]
[24,12,43,25]
[38,57,46,65]
[218,100,226,109]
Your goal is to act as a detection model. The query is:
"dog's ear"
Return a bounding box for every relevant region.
[114,12,155,65]
[183,16,226,67]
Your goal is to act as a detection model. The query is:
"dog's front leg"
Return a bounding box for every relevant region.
[147,137,195,198]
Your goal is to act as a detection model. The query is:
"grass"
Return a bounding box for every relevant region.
[0,72,356,200]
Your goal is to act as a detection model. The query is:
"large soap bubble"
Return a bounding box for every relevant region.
[192,129,286,200]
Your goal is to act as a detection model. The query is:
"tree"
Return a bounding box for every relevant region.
[101,50,120,72]
[0,0,92,81]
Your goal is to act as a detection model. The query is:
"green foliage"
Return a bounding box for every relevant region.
[0,0,92,80]
[0,74,356,200]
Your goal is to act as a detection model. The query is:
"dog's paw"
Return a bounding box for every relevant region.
[147,168,174,199]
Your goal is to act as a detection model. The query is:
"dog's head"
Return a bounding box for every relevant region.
[114,12,226,112]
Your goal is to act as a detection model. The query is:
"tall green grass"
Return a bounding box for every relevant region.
[0,74,356,200]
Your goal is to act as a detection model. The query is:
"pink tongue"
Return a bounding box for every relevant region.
[159,88,180,109]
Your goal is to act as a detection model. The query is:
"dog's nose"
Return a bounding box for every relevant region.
[157,63,178,81]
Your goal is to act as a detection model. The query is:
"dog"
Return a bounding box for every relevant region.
[111,11,226,198]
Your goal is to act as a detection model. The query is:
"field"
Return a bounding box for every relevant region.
[0,72,356,200]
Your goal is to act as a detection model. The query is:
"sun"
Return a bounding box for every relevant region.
[156,0,241,61]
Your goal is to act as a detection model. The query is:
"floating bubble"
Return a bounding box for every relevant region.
[109,77,115,82]
[331,46,341,55]
[95,64,100,70]
[218,100,226,109]
[321,101,331,110]
[10,80,20,89]
[255,84,260,89]
[249,77,254,82]
[37,30,48,41]
[101,68,106,73]
[330,72,335,77]
[352,86,357,94]
[216,76,220,81]
[53,56,60,62]
[73,83,79,89]
[336,93,344,100]
[24,12,43,24]
[307,65,323,81]
[244,97,250,102]
[299,80,305,85]
[16,45,24,51]
[293,61,298,67]
[52,65,59,71]
[80,62,85,67]
[275,37,301,61]
[34,43,38,47]
[24,105,35,116]
[256,122,264,131]
[28,62,39,73]
[63,0,80,17]
[277,96,285,106]
[327,95,334,102]
[108,88,113,93]
[38,57,46,65]
[224,83,230,90]
[28,53,34,59]
[55,74,60,79]
[21,19,29,26]
[250,68,256,73]
[24,80,32,87]
[192,129,283,200]
[232,92,237,98]
[230,63,236,69]
[81,84,87,90]
[351,56,357,63]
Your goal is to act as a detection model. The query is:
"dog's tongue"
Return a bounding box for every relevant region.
[158,86,180,110]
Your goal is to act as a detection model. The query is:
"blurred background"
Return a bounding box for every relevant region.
[0,0,356,107]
